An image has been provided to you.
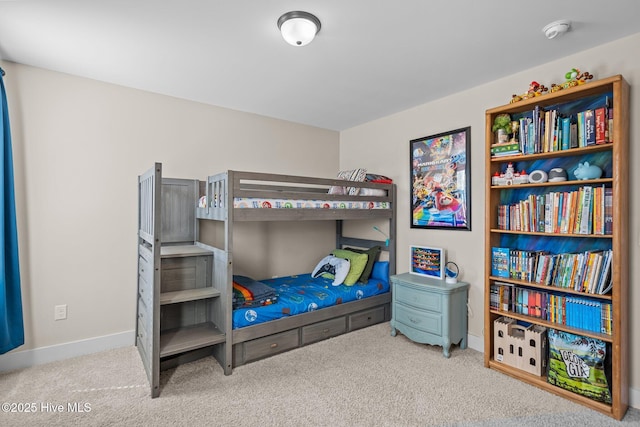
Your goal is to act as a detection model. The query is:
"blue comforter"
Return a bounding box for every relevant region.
[233,262,389,329]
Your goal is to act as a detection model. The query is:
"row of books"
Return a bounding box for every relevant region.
[534,250,613,294]
[516,104,613,156]
[497,185,612,235]
[490,282,613,335]
[491,247,613,295]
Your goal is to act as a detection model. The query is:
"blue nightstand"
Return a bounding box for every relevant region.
[390,273,469,358]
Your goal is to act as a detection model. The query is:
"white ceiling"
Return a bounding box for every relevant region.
[1,1,640,131]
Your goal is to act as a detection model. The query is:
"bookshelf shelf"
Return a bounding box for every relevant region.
[488,276,613,301]
[490,143,611,162]
[489,229,612,239]
[491,177,612,189]
[487,359,615,414]
[484,75,629,420]
[488,309,613,343]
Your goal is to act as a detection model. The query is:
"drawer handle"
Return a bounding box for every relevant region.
[409,316,421,324]
[270,343,278,348]
[322,328,330,333]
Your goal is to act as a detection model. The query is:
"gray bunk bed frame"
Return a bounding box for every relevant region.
[137,164,396,397]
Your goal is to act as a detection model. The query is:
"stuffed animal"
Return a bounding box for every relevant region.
[573,162,603,180]
[510,81,549,103]
[550,69,594,92]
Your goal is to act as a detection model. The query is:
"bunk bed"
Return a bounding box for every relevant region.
[137,165,396,397]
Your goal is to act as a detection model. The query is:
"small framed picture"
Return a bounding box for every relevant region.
[409,245,445,280]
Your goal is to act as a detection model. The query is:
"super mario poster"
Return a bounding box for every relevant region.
[410,127,471,230]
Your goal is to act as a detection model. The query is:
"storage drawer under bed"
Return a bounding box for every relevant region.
[235,329,300,364]
[301,316,346,345]
[348,306,386,331]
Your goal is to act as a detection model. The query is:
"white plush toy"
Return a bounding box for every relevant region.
[311,255,351,286]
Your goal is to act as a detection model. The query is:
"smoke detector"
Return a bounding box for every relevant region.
[543,20,571,39]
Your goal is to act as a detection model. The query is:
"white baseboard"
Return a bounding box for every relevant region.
[630,386,640,410]
[0,330,135,373]
[466,333,483,353]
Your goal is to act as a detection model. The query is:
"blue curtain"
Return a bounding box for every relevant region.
[0,67,24,354]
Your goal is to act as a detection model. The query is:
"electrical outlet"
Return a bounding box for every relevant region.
[54,304,67,321]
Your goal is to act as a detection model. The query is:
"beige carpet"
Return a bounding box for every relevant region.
[1,322,638,426]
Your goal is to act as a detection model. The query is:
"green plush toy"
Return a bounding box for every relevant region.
[492,114,512,134]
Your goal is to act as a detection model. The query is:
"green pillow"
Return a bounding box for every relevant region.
[345,246,381,284]
[331,249,368,286]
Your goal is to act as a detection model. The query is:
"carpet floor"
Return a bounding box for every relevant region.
[1,322,638,426]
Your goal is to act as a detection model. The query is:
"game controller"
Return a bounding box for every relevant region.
[311,255,351,286]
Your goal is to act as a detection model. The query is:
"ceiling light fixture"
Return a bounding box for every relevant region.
[543,20,571,40]
[277,11,321,46]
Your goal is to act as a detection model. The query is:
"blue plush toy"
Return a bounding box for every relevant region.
[573,162,602,180]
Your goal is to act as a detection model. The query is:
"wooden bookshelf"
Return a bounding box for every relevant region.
[484,75,629,420]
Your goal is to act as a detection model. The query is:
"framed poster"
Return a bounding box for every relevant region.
[410,126,471,230]
[409,245,445,280]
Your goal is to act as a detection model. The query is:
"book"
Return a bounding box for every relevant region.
[491,247,510,278]
[595,107,607,144]
[490,142,520,153]
[561,117,571,150]
[570,121,578,148]
[584,109,596,145]
[579,186,593,234]
[577,111,585,147]
[596,250,613,294]
[604,187,613,234]
[607,108,614,143]
[494,281,515,311]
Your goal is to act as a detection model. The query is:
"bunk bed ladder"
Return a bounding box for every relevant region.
[136,163,162,398]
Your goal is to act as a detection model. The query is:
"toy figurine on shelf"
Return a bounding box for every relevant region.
[510,81,549,103]
[492,163,529,186]
[550,68,594,92]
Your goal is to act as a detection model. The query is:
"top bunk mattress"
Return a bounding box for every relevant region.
[196,170,395,216]
[199,196,390,210]
[233,262,390,329]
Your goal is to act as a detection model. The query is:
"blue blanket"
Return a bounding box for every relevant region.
[233,261,389,329]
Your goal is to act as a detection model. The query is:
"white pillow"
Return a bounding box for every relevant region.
[328,168,367,195]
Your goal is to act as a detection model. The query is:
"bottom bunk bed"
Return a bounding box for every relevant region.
[230,260,391,367]
[138,165,396,397]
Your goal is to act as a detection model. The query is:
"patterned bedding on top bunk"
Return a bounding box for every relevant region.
[233,261,390,329]
[198,196,389,210]
[233,198,389,209]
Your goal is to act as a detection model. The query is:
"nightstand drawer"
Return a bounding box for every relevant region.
[394,303,442,336]
[395,283,442,313]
